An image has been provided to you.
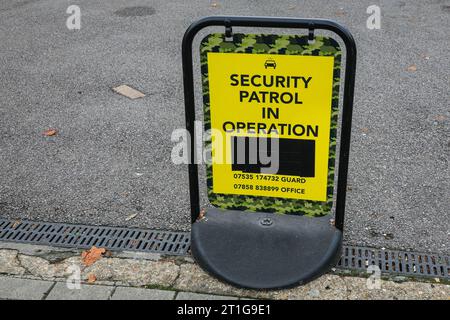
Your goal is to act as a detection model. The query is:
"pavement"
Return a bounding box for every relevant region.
[0,277,238,300]
[0,243,448,300]
[0,0,449,257]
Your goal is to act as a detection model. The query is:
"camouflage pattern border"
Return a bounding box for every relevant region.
[200,33,341,217]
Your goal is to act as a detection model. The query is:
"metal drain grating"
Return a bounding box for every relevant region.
[0,218,448,280]
[0,218,190,256]
[337,245,449,280]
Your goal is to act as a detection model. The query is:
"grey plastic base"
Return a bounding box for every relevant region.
[191,209,342,289]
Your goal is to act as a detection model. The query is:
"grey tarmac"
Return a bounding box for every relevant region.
[0,0,448,255]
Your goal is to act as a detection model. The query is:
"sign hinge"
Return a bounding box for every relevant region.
[225,19,233,40]
[308,27,315,42]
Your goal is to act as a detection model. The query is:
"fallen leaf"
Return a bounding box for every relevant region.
[12,220,21,229]
[43,129,57,137]
[130,239,139,248]
[104,250,113,258]
[407,64,417,72]
[197,208,206,221]
[125,213,138,221]
[81,246,106,267]
[335,8,345,16]
[433,115,446,122]
[87,273,97,284]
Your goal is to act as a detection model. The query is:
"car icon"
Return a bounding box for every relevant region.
[264,59,276,69]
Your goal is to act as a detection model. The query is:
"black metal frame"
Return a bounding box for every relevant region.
[182,16,357,230]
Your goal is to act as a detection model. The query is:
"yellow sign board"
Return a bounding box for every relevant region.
[207,52,335,202]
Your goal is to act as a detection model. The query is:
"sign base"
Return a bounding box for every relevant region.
[191,209,342,289]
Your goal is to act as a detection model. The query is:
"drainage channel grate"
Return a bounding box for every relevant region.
[337,245,449,280]
[0,219,190,256]
[0,218,448,280]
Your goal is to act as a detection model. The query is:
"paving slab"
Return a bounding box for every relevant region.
[111,286,175,300]
[45,282,114,300]
[0,276,54,300]
[176,292,238,300]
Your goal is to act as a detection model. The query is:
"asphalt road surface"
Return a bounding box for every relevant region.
[0,0,448,254]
